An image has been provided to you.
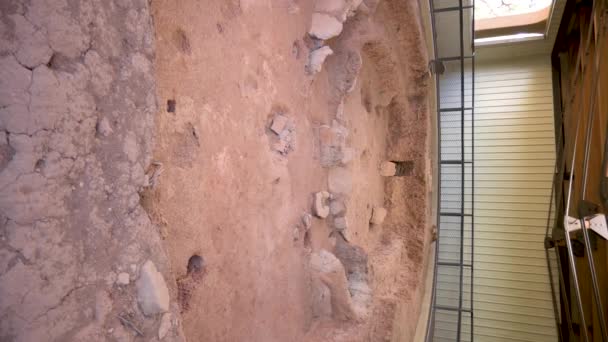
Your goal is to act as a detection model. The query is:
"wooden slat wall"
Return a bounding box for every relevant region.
[556,5,608,340]
[434,55,558,341]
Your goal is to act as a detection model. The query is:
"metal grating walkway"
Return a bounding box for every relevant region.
[426,1,475,341]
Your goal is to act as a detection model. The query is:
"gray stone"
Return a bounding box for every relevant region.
[97,117,113,137]
[302,212,313,229]
[341,147,355,165]
[333,216,348,231]
[313,191,330,218]
[116,272,130,285]
[329,199,346,216]
[307,46,333,74]
[311,277,332,318]
[309,13,343,40]
[158,312,172,340]
[309,250,356,321]
[328,167,352,195]
[314,0,362,22]
[136,260,170,316]
[270,114,288,135]
[319,121,350,167]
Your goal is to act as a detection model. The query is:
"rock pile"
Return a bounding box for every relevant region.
[306,0,363,74]
[269,113,296,155]
[319,120,354,167]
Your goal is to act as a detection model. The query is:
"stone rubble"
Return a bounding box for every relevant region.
[329,198,346,216]
[333,216,348,231]
[319,120,350,167]
[310,250,357,321]
[307,45,334,75]
[302,212,313,230]
[380,161,397,177]
[328,167,353,195]
[136,260,170,316]
[270,114,289,135]
[116,272,130,286]
[309,13,344,40]
[158,312,173,340]
[269,113,296,155]
[370,207,388,225]
[313,191,331,218]
[96,117,113,137]
[306,0,362,74]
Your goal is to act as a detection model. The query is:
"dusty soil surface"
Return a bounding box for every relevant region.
[146,0,433,341]
[0,0,183,341]
[0,0,432,341]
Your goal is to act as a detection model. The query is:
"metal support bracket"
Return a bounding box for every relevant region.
[564,214,608,240]
[428,59,445,75]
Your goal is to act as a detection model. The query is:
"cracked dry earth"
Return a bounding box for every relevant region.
[0,0,434,341]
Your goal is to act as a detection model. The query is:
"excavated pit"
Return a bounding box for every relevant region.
[0,0,433,341]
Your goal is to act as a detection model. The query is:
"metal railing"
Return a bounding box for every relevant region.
[545,1,608,341]
[426,1,475,341]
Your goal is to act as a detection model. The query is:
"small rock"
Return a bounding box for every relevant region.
[311,278,332,318]
[309,250,357,321]
[336,101,345,121]
[333,216,348,231]
[370,207,387,225]
[270,114,288,135]
[380,161,396,177]
[158,312,172,340]
[328,167,352,194]
[314,0,362,22]
[97,117,113,137]
[116,272,130,285]
[307,46,334,74]
[302,213,313,230]
[314,0,348,20]
[293,226,300,241]
[309,13,344,40]
[313,191,330,218]
[339,228,353,242]
[329,199,346,216]
[136,260,170,316]
[341,147,355,165]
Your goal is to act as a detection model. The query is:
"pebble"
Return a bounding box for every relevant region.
[158,312,172,340]
[97,117,113,137]
[116,272,130,285]
[302,212,313,229]
[313,191,330,218]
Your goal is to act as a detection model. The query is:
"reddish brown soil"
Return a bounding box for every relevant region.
[146,0,432,341]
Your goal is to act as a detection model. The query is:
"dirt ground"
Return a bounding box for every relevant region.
[146,0,432,341]
[0,0,432,341]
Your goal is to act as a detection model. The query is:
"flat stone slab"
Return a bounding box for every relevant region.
[136,260,170,316]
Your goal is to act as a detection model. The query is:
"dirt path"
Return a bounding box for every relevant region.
[147,0,432,341]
